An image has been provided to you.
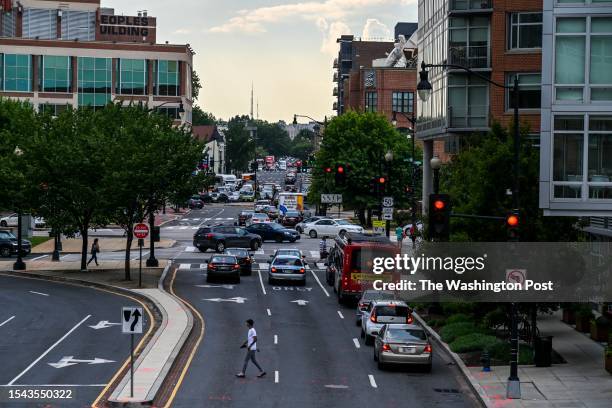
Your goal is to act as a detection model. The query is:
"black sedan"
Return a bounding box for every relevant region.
[224,248,253,275]
[206,255,241,283]
[246,222,300,243]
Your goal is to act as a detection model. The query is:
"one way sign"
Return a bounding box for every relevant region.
[122,307,143,334]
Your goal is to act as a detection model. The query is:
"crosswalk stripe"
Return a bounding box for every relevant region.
[254,249,265,255]
[192,218,201,221]
[166,226,175,230]
[185,246,197,253]
[180,226,189,230]
[305,265,311,270]
[179,263,190,270]
[192,227,198,230]
[316,262,326,269]
[200,264,208,270]
[259,263,269,270]
[310,251,319,259]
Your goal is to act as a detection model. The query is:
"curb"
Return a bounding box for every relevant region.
[414,312,492,408]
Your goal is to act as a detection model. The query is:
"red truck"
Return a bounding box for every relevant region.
[265,156,275,170]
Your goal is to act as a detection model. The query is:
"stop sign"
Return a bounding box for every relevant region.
[133,223,150,239]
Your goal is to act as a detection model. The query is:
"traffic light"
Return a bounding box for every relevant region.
[506,211,520,242]
[335,165,347,186]
[377,176,387,195]
[325,166,332,174]
[428,194,450,240]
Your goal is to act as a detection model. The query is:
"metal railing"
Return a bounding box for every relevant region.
[333,58,338,68]
[448,45,490,69]
[450,0,492,12]
[333,87,338,96]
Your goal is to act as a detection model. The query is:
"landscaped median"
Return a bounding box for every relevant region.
[31,236,176,254]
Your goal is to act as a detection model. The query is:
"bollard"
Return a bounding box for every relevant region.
[481,350,491,372]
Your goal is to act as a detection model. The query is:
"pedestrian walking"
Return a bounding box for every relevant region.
[87,238,100,266]
[236,319,266,378]
[319,236,328,260]
[395,226,404,250]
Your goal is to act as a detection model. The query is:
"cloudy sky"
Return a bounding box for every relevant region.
[106,0,417,122]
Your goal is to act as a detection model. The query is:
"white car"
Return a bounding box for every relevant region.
[295,216,331,234]
[0,214,45,228]
[246,213,270,227]
[303,218,363,238]
[228,191,241,202]
[361,300,414,346]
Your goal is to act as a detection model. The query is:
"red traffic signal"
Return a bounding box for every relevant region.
[433,200,445,210]
[506,214,519,227]
[337,165,345,174]
[325,167,332,173]
[378,177,386,184]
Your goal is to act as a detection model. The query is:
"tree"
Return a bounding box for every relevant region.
[442,122,581,242]
[310,111,414,225]
[252,120,292,158]
[290,129,315,161]
[192,70,202,101]
[192,106,217,126]
[225,115,254,172]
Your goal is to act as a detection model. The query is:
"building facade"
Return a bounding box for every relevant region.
[0,0,194,125]
[539,0,612,219]
[417,0,543,206]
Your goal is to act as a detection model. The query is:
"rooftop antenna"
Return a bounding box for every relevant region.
[250,82,254,120]
[257,98,259,119]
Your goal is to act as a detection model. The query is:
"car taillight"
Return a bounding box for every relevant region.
[370,314,377,323]
[382,343,391,352]
[299,268,305,274]
[233,264,240,270]
[206,233,214,239]
[407,315,414,324]
[207,264,215,269]
[358,302,366,309]
[424,344,432,353]
[271,267,277,272]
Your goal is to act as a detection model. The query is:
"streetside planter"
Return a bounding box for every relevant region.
[562,303,577,325]
[591,316,610,342]
[575,306,594,333]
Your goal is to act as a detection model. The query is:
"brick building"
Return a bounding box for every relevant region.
[0,0,194,125]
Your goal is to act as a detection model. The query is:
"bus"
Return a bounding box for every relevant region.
[215,174,237,186]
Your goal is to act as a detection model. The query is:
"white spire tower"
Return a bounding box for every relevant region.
[250,82,254,120]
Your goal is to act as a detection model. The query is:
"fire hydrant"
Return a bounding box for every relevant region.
[481,350,491,372]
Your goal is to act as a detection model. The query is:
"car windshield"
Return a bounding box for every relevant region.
[285,212,299,217]
[253,214,267,219]
[0,231,16,239]
[374,305,410,317]
[386,328,426,341]
[226,249,248,257]
[273,258,302,266]
[336,220,352,225]
[211,256,236,264]
[276,250,300,257]
[241,212,253,216]
[269,223,284,230]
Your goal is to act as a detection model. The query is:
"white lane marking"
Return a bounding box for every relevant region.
[275,371,279,383]
[8,315,91,386]
[266,308,271,316]
[274,335,278,345]
[309,251,319,259]
[214,218,225,221]
[29,291,49,297]
[257,270,267,295]
[30,255,48,261]
[132,251,149,261]
[353,338,360,349]
[179,263,191,270]
[337,311,344,319]
[0,316,15,328]
[258,262,269,270]
[368,374,377,388]
[191,227,198,230]
[179,226,189,230]
[192,218,201,221]
[0,384,107,387]
[199,264,208,270]
[165,226,176,230]
[316,262,326,269]
[310,270,330,297]
[254,249,265,255]
[305,264,311,270]
[198,209,224,228]
[185,246,197,253]
[60,255,71,260]
[324,384,349,389]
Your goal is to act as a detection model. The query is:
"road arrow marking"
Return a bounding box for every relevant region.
[88,321,121,330]
[195,284,234,289]
[203,297,247,303]
[291,299,309,306]
[49,356,115,368]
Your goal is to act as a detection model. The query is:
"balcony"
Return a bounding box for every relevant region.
[333,72,338,82]
[333,102,338,111]
[447,105,489,130]
[448,45,490,69]
[449,0,493,15]
[333,58,338,69]
[333,87,338,96]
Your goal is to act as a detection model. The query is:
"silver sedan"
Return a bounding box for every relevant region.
[373,324,432,372]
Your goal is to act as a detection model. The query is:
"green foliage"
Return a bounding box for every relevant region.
[442,302,476,315]
[576,305,594,318]
[290,129,315,161]
[225,115,254,172]
[446,313,474,325]
[192,106,216,126]
[440,322,478,343]
[449,333,500,353]
[483,307,507,329]
[29,236,52,247]
[488,342,534,365]
[192,70,202,101]
[442,122,581,242]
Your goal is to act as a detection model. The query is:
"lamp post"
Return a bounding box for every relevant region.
[13,147,26,271]
[417,60,522,399]
[430,156,441,195]
[383,151,394,238]
[293,114,327,152]
[392,111,419,249]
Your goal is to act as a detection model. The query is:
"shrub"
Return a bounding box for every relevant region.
[440,322,477,343]
[483,308,507,330]
[450,333,500,354]
[446,313,474,325]
[442,302,475,316]
[488,341,534,365]
[427,318,447,328]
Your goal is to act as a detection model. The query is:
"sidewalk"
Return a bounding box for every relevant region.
[32,236,175,254]
[465,312,612,408]
[155,207,189,226]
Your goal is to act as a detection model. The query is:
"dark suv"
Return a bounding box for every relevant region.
[193,226,262,253]
[0,230,32,258]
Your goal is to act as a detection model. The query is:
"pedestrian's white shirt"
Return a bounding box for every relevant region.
[247,328,257,350]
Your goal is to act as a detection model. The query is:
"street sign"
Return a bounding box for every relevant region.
[122,307,143,334]
[382,197,394,207]
[506,269,527,285]
[321,194,343,204]
[133,223,149,239]
[373,220,386,235]
[382,207,394,216]
[382,213,393,221]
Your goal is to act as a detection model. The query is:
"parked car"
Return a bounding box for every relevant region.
[268,255,306,285]
[356,290,396,326]
[304,219,363,238]
[374,324,432,372]
[193,226,262,253]
[188,195,204,209]
[246,213,270,227]
[210,192,229,203]
[246,222,300,243]
[254,200,271,212]
[224,248,253,275]
[228,191,241,202]
[200,192,213,203]
[279,211,302,227]
[0,213,18,227]
[237,211,254,226]
[295,216,331,234]
[206,254,241,283]
[361,300,413,346]
[0,230,32,258]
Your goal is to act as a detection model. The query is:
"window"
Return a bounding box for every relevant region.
[2,54,32,92]
[155,60,179,96]
[61,11,95,41]
[40,56,71,93]
[589,17,612,102]
[554,17,586,101]
[447,74,488,128]
[365,92,377,112]
[39,104,71,116]
[23,8,56,39]
[158,107,181,120]
[509,13,542,49]
[449,16,489,68]
[118,59,147,95]
[77,57,112,109]
[507,73,541,109]
[392,92,414,113]
[1,11,16,38]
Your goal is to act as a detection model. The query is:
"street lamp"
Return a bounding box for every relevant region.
[418,60,522,399]
[430,156,441,195]
[383,150,394,238]
[384,150,394,162]
[13,146,26,271]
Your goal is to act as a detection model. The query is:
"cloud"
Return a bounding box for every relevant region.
[319,19,351,56]
[173,28,192,35]
[208,0,415,34]
[361,18,392,40]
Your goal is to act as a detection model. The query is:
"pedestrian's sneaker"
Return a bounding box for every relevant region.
[257,371,266,378]
[236,372,245,378]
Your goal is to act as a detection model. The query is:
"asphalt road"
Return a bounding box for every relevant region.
[169,257,480,408]
[0,275,147,408]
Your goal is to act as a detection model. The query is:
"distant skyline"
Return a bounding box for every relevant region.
[105,0,417,122]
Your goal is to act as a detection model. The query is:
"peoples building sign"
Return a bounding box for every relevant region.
[97,14,157,43]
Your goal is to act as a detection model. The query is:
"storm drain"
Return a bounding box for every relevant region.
[433,388,461,394]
